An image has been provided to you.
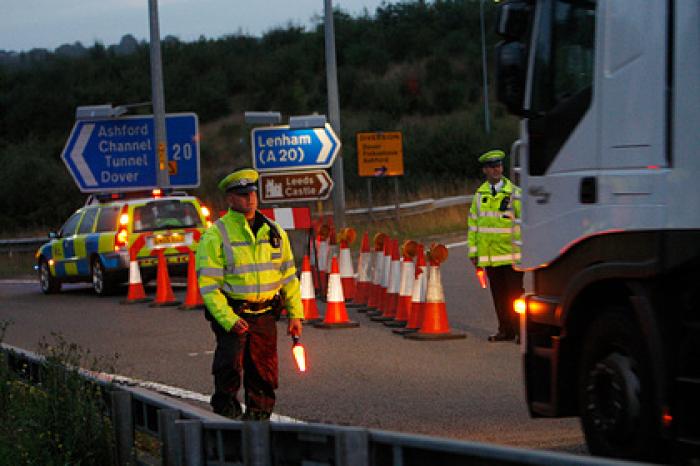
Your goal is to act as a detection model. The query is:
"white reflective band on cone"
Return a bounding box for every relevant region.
[372,251,384,286]
[326,270,345,303]
[399,260,415,297]
[412,265,427,304]
[129,260,143,284]
[388,258,401,294]
[317,241,329,272]
[358,251,371,282]
[301,271,315,299]
[339,248,354,277]
[381,253,391,288]
[426,265,445,303]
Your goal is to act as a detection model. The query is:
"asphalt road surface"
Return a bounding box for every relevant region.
[0,241,586,456]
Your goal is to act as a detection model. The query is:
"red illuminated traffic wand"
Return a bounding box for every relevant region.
[476,267,488,289]
[292,335,306,372]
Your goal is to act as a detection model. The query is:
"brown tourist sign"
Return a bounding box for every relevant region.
[258,170,334,203]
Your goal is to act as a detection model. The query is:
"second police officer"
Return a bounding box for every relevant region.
[196,167,303,420]
[467,150,524,342]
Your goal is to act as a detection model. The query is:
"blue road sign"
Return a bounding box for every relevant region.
[61,113,199,192]
[251,124,341,172]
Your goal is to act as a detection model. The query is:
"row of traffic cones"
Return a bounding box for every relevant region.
[302,227,464,340]
[121,247,204,310]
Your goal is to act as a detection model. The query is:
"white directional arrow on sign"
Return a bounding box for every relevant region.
[314,128,332,164]
[316,172,330,195]
[70,124,98,186]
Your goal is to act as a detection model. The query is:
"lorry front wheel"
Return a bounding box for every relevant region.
[578,311,662,462]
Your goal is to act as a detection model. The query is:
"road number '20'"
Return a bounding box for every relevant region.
[171,143,193,160]
[279,148,305,162]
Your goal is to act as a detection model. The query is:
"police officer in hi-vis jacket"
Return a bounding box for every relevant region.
[196,167,303,419]
[467,150,524,342]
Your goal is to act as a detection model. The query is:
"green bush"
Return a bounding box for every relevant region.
[0,326,117,465]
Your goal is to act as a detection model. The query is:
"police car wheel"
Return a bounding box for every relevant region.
[39,260,61,294]
[91,259,116,296]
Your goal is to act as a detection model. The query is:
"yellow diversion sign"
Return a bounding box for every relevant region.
[356,131,404,177]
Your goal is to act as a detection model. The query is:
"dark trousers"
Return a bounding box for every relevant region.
[486,265,524,337]
[210,313,278,417]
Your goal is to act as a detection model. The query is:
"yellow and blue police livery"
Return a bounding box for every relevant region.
[36,190,212,295]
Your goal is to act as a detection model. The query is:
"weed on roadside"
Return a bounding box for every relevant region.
[0,324,118,465]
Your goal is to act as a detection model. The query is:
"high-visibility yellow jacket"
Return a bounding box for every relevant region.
[467,177,522,267]
[196,210,302,331]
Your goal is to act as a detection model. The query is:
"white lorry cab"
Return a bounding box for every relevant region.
[494,0,700,462]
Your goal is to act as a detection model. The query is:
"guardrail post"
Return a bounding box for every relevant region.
[336,427,369,466]
[177,419,204,466]
[111,390,136,466]
[159,408,181,466]
[243,421,271,466]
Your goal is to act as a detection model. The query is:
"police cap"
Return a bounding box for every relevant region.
[478,150,506,167]
[218,168,259,193]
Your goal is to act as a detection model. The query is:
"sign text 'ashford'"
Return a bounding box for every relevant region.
[251,124,341,171]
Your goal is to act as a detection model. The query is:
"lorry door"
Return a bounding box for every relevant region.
[518,0,598,270]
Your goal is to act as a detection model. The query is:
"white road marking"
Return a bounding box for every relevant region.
[84,369,304,424]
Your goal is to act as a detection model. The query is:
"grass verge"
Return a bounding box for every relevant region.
[0,324,118,465]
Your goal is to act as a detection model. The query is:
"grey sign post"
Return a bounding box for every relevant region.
[148,0,170,188]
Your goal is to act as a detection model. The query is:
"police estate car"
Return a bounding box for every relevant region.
[36,190,212,295]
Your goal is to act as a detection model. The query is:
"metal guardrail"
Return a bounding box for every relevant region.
[2,343,643,466]
[0,195,474,253]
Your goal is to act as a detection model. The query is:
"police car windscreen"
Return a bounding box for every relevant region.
[133,200,202,232]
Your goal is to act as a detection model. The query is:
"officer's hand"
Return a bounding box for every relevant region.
[231,318,249,335]
[287,318,302,337]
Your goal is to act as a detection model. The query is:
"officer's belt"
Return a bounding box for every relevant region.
[225,295,275,315]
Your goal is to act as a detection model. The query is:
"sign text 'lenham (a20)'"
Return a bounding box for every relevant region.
[61,113,199,192]
[259,170,334,203]
[251,124,341,172]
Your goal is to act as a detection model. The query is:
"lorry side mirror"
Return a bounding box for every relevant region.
[495,0,531,41]
[495,40,527,116]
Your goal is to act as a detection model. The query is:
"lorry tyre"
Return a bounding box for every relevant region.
[39,259,61,294]
[578,311,661,461]
[91,258,116,296]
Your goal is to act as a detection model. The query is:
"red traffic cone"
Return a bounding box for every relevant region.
[367,236,391,317]
[301,255,321,322]
[314,257,359,329]
[121,258,152,304]
[338,230,357,303]
[149,249,181,307]
[179,249,204,310]
[354,231,372,308]
[394,244,426,335]
[372,239,400,321]
[385,241,417,327]
[405,245,465,340]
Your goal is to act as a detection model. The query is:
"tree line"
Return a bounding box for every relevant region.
[0,0,518,234]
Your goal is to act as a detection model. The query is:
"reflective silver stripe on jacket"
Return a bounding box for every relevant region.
[479,227,514,234]
[478,253,521,263]
[280,259,294,273]
[215,219,236,274]
[233,262,282,274]
[224,281,282,294]
[198,267,224,278]
[200,284,221,295]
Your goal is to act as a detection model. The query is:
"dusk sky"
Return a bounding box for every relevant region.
[3,0,388,52]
